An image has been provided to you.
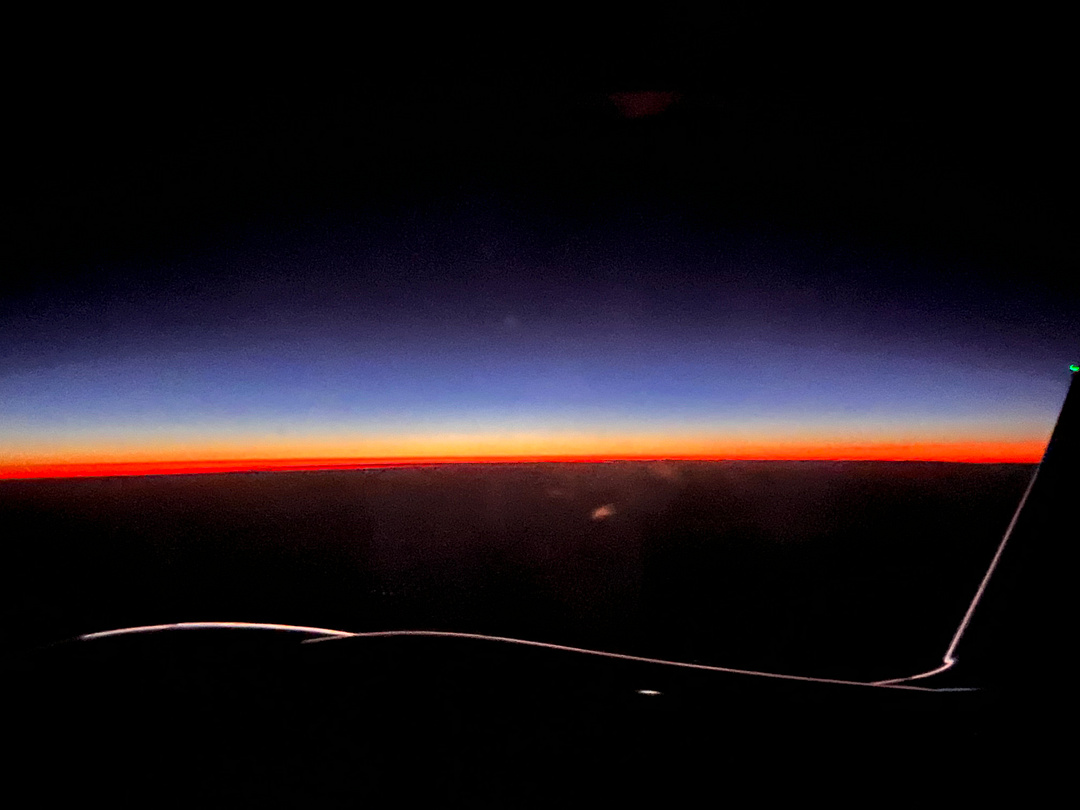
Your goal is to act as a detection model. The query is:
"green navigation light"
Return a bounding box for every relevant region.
[1072,364,1080,372]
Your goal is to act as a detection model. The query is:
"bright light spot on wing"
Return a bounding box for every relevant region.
[590,504,616,520]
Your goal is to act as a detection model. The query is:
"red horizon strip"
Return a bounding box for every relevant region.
[0,448,1044,480]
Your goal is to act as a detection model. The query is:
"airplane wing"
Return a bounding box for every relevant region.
[3,368,1074,803]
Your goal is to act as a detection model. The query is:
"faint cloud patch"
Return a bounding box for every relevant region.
[647,461,682,482]
[609,91,680,119]
[591,504,616,520]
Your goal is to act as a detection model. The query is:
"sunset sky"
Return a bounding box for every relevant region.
[3,56,1075,478]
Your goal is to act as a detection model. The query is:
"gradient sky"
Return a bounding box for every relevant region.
[2,55,1075,477]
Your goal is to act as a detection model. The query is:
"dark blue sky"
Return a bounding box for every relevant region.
[2,37,1075,470]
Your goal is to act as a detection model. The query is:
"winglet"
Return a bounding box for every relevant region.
[937,364,1078,689]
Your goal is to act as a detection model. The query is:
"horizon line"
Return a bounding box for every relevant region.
[0,450,1043,481]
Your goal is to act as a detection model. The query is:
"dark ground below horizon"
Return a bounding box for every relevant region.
[0,460,1034,682]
